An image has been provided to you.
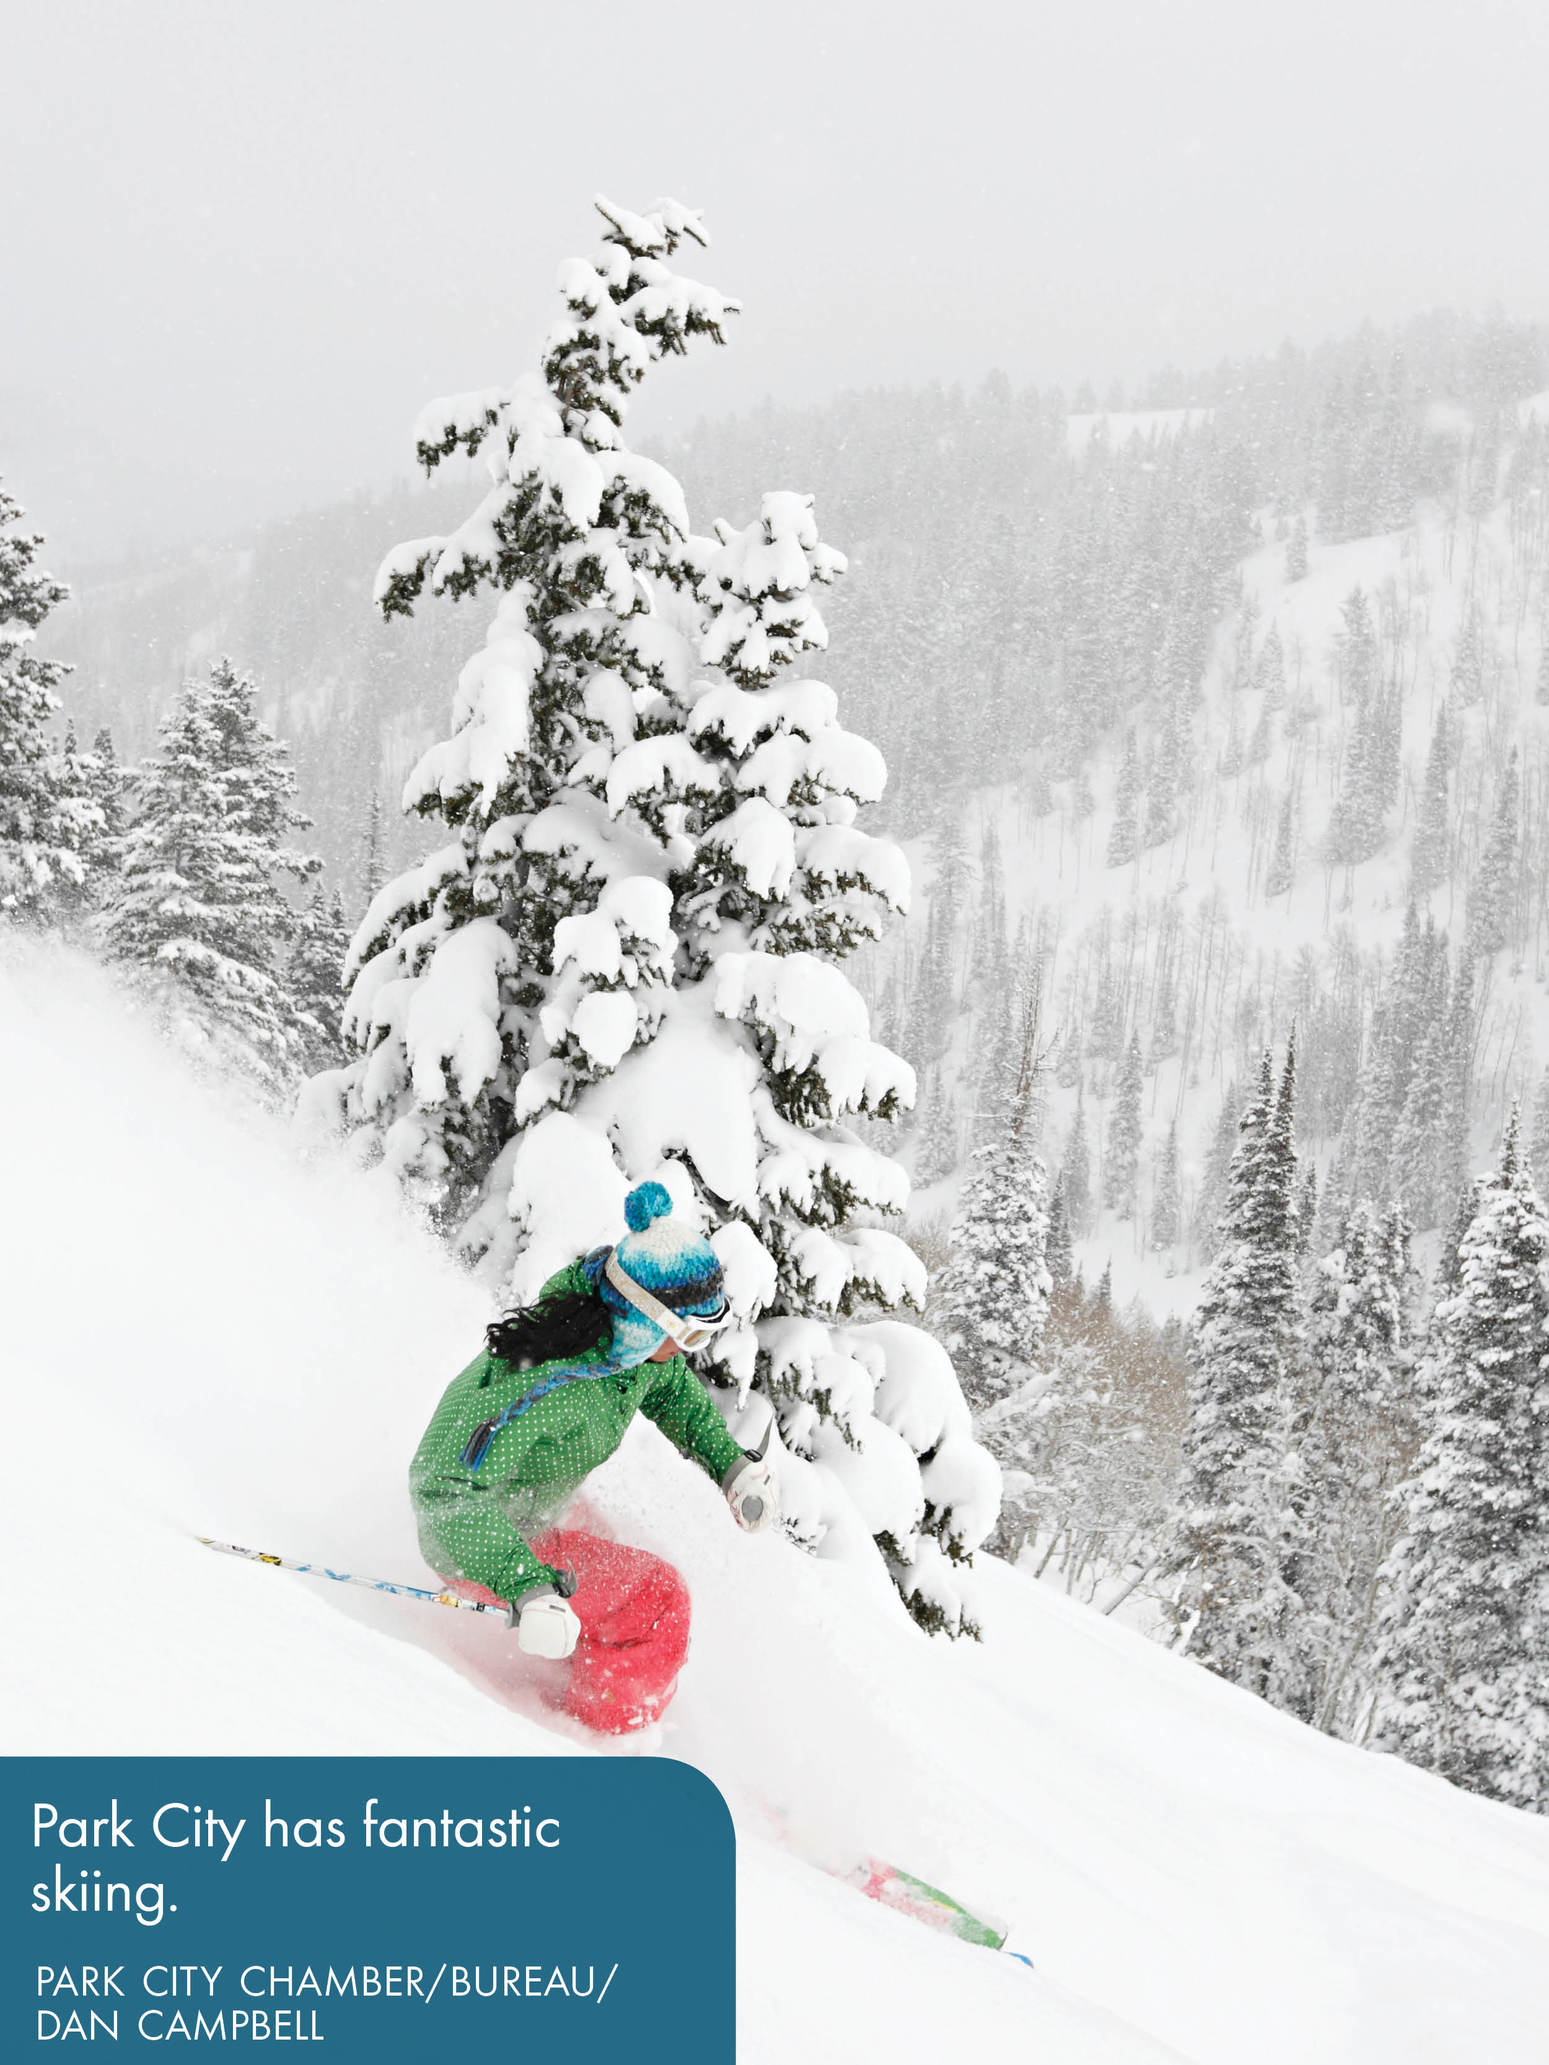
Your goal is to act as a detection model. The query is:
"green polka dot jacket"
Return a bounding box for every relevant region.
[409,1259,745,1602]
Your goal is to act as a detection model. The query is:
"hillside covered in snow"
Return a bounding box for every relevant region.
[4,938,1549,2064]
[19,293,1549,1827]
[40,316,1549,1272]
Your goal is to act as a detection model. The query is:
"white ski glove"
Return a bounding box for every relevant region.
[723,1426,780,1535]
[515,1587,582,1660]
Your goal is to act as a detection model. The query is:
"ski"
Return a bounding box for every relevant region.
[843,1856,1015,1953]
[763,1808,1031,1965]
[196,1536,513,1623]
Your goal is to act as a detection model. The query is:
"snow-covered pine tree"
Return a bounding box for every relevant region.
[1149,949,1179,1057]
[913,1070,960,1185]
[290,887,352,1074]
[1373,1116,1549,1811]
[1143,699,1188,848]
[329,199,737,1231]
[1466,748,1520,960]
[1449,602,1485,706]
[1532,1067,1549,1183]
[934,1021,1052,1417]
[1103,1031,1143,1215]
[1409,713,1450,897]
[359,789,386,907]
[1106,733,1140,867]
[1063,1086,1093,1237]
[1231,588,1262,694]
[1285,515,1309,583]
[1434,1176,1481,1299]
[1245,702,1272,769]
[1440,954,1476,1205]
[0,481,87,921]
[1171,1042,1307,1708]
[52,721,119,916]
[685,488,1000,1630]
[1293,1158,1318,1256]
[1300,1199,1415,1736]
[324,200,997,1634]
[1045,1175,1074,1284]
[1338,587,1378,702]
[1151,1117,1181,1250]
[103,658,319,1089]
[1193,1082,1240,1256]
[1265,787,1296,896]
[1389,1011,1451,1229]
[1218,701,1244,779]
[1254,621,1286,711]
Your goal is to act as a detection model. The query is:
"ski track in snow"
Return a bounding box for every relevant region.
[4,940,1549,2064]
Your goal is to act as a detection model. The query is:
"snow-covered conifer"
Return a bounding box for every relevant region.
[0,482,84,921]
[359,789,386,906]
[1374,1117,1549,1810]
[1194,1084,1240,1254]
[51,721,117,915]
[1338,588,1378,701]
[1143,700,1188,848]
[102,658,318,1089]
[1218,702,1243,779]
[1440,955,1476,1203]
[324,201,995,1634]
[1245,703,1272,769]
[1104,1031,1143,1215]
[1390,1015,1450,1229]
[910,816,968,1061]
[1063,1086,1093,1237]
[1265,787,1296,896]
[1172,1043,1306,1706]
[1285,516,1309,583]
[1254,621,1286,710]
[1045,1175,1074,1284]
[1300,1200,1415,1734]
[290,888,352,1074]
[1466,749,1520,960]
[1293,1159,1318,1256]
[1151,1117,1181,1249]
[1106,733,1140,867]
[934,1055,1051,1415]
[1326,657,1390,866]
[1409,714,1451,897]
[1532,1067,1549,1183]
[1449,603,1485,706]
[914,1066,963,1182]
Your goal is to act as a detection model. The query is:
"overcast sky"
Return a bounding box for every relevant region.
[5,0,1547,567]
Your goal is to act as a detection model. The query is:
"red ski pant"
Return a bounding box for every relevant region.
[449,1529,691,1736]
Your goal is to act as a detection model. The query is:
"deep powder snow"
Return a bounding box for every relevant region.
[4,940,1548,2064]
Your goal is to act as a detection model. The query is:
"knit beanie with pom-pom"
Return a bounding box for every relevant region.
[582,1181,726,1366]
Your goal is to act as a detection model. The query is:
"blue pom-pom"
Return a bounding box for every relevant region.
[623,1180,673,1233]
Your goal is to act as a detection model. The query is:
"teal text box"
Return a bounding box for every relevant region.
[5,1757,733,2061]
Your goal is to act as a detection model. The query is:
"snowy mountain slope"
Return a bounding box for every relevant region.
[902,468,1549,1318]
[5,941,1549,2064]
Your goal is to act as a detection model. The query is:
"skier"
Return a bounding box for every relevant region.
[409,1181,779,1734]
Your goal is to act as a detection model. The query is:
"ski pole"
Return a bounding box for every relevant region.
[197,1536,517,1625]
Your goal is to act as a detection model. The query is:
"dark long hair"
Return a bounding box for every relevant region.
[486,1288,613,1370]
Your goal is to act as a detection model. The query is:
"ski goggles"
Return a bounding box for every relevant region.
[604,1249,733,1351]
